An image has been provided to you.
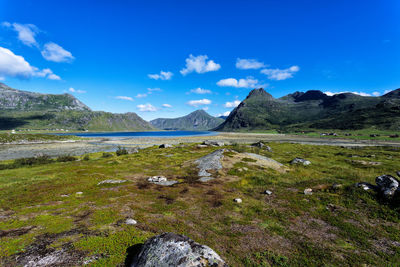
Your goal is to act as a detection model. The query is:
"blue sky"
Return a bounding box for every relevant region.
[0,0,399,120]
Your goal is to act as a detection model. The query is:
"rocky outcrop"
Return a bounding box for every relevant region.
[195,149,225,181]
[129,232,227,267]
[356,173,400,200]
[290,158,311,166]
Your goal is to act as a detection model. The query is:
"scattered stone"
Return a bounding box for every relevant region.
[147,176,178,186]
[128,232,227,267]
[75,192,83,195]
[376,175,399,198]
[196,144,209,149]
[251,141,272,152]
[234,198,242,203]
[291,158,311,166]
[326,204,338,212]
[331,183,343,190]
[159,144,172,148]
[127,147,139,154]
[198,177,215,182]
[243,167,248,171]
[355,182,377,191]
[60,194,69,198]
[97,179,127,185]
[202,140,225,147]
[125,218,137,225]
[264,190,272,195]
[195,149,224,180]
[304,188,313,195]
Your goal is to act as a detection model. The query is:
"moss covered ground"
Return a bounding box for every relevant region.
[0,142,399,266]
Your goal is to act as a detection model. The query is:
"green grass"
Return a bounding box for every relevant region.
[0,133,80,144]
[0,142,400,266]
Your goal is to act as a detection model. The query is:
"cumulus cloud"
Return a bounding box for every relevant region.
[384,89,393,95]
[372,92,380,96]
[147,87,162,93]
[236,58,265,69]
[2,22,39,47]
[261,65,300,80]
[187,98,212,107]
[324,91,372,97]
[0,47,61,80]
[41,42,74,63]
[180,54,221,75]
[68,87,86,94]
[224,100,241,108]
[217,77,260,88]
[162,103,172,108]
[136,93,147,98]
[188,88,212,94]
[115,96,134,101]
[148,71,173,80]
[137,103,157,112]
[217,111,231,117]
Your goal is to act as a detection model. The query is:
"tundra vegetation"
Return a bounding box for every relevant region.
[0,142,400,266]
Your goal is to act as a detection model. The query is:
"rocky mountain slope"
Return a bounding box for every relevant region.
[150,110,224,131]
[0,83,90,111]
[0,83,154,131]
[215,88,400,131]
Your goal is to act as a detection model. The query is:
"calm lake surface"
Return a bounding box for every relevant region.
[59,131,217,138]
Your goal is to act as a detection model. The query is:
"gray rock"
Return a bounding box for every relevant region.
[127,147,139,154]
[198,177,215,182]
[264,190,272,195]
[251,141,272,152]
[397,171,400,178]
[376,175,399,198]
[125,218,137,225]
[202,140,225,147]
[147,176,178,186]
[304,188,313,195]
[130,232,227,267]
[195,149,224,178]
[291,158,311,166]
[159,144,173,148]
[97,179,127,185]
[234,198,242,203]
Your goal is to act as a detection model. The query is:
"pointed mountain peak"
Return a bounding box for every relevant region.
[246,88,273,100]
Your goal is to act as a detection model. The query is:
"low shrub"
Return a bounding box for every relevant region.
[116,146,128,156]
[56,155,77,162]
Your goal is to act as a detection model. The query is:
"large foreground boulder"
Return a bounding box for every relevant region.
[130,232,227,267]
[376,175,399,198]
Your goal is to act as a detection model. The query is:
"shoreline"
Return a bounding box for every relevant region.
[1,132,400,161]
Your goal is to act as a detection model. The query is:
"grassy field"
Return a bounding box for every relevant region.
[0,142,400,266]
[0,133,81,144]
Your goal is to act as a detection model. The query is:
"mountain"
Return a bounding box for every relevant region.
[218,116,228,120]
[214,88,400,131]
[0,83,90,111]
[150,110,224,131]
[0,83,154,131]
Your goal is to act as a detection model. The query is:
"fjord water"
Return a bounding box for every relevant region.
[61,131,217,138]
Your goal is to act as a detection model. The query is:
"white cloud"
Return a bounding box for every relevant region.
[0,47,61,80]
[261,65,300,80]
[180,54,221,75]
[115,96,134,101]
[2,22,39,47]
[202,107,209,111]
[187,98,212,107]
[217,77,260,88]
[136,93,147,98]
[236,58,265,69]
[384,89,393,95]
[372,92,380,96]
[68,87,86,94]
[217,111,231,117]
[324,91,372,97]
[188,87,212,94]
[137,103,157,112]
[41,42,74,63]
[224,100,241,108]
[148,71,173,80]
[162,103,172,108]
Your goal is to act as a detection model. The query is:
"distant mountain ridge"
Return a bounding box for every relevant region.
[215,88,400,131]
[0,83,90,111]
[150,110,224,131]
[0,83,154,131]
